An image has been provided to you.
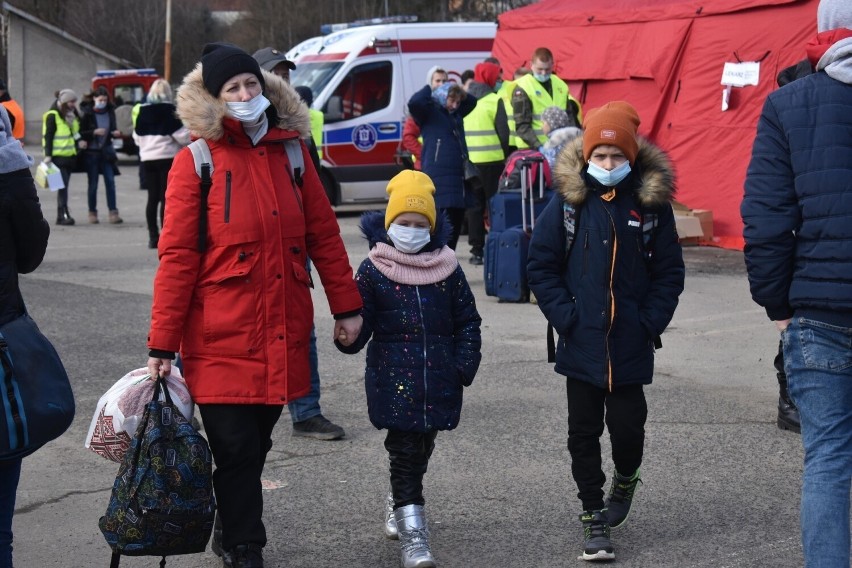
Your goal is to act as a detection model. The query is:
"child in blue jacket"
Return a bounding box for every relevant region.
[337,170,482,568]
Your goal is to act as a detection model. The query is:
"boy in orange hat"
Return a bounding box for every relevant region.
[528,101,684,561]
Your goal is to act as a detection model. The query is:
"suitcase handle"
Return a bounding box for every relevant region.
[519,157,546,232]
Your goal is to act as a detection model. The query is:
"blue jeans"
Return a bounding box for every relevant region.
[0,459,22,568]
[782,317,852,568]
[85,151,117,213]
[288,325,322,422]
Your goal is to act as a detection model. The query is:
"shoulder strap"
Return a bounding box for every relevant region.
[188,139,212,253]
[547,200,580,363]
[641,211,659,262]
[562,201,578,260]
[284,138,304,188]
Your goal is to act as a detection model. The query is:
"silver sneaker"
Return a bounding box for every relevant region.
[394,504,436,568]
[384,491,399,539]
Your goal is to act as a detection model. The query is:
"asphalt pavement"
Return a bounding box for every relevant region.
[11,152,808,567]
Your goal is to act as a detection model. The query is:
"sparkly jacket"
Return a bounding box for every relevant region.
[337,211,482,432]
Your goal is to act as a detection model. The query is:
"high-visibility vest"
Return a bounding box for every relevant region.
[499,80,518,148]
[309,108,324,159]
[514,74,580,148]
[41,109,79,157]
[131,102,142,128]
[1,99,25,139]
[463,92,504,164]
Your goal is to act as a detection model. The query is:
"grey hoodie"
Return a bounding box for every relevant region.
[816,0,852,84]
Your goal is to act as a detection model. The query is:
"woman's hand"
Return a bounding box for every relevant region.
[334,315,363,347]
[147,357,172,379]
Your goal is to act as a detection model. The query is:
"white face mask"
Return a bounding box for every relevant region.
[226,94,271,123]
[387,223,431,254]
[587,160,631,187]
[533,72,551,83]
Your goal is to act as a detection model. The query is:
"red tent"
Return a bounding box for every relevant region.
[493,0,818,249]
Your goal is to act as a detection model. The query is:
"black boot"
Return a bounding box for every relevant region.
[775,341,800,433]
[56,206,75,226]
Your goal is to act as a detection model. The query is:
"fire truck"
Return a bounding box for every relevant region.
[91,68,160,155]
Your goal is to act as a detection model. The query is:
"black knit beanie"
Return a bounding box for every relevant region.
[201,42,265,96]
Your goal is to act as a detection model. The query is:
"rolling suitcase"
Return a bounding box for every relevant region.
[489,152,553,233]
[485,155,545,302]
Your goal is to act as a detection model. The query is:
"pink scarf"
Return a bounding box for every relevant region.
[368,243,459,285]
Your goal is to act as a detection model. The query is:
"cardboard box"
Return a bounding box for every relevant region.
[671,200,714,245]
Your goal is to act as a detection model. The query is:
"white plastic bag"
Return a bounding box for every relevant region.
[34,161,65,191]
[84,367,194,462]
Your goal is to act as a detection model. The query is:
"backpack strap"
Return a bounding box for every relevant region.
[641,211,659,262]
[188,139,213,253]
[110,551,121,568]
[284,138,305,188]
[546,201,580,363]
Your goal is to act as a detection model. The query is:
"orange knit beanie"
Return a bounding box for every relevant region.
[582,101,641,165]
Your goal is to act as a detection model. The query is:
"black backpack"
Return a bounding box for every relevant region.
[99,377,216,567]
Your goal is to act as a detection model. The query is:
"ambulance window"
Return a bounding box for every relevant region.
[326,61,392,122]
[114,84,144,105]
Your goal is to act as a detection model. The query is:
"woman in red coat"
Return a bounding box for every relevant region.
[146,43,362,568]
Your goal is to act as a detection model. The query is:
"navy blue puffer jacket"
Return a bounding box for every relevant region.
[408,85,476,209]
[338,211,482,432]
[527,136,684,390]
[742,71,852,327]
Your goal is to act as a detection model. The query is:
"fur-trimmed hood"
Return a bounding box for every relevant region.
[554,135,675,208]
[175,63,310,141]
[360,209,453,252]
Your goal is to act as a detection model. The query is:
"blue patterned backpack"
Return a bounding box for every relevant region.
[99,376,215,567]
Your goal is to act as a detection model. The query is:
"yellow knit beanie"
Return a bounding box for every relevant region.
[385,170,437,232]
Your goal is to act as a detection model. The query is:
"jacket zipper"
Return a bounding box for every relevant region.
[416,286,428,428]
[224,171,231,223]
[582,230,589,275]
[434,139,442,162]
[603,213,617,392]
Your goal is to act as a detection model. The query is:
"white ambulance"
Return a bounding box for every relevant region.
[287,22,497,205]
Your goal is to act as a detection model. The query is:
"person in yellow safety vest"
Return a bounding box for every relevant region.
[511,47,583,150]
[0,79,25,139]
[42,89,86,226]
[504,67,531,150]
[463,61,512,265]
[294,85,324,161]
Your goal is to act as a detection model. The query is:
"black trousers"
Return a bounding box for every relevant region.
[385,429,438,509]
[199,404,284,550]
[466,161,504,256]
[442,207,466,251]
[565,377,647,511]
[142,158,173,238]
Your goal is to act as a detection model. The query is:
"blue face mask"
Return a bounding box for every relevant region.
[533,72,551,83]
[495,80,504,92]
[587,160,632,187]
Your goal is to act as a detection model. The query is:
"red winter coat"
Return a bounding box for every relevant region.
[147,66,362,405]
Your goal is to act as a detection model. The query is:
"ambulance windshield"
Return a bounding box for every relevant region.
[291,62,344,98]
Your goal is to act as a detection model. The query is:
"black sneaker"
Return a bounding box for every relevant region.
[292,415,345,440]
[224,543,264,568]
[605,468,642,529]
[579,509,615,561]
[469,254,484,266]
